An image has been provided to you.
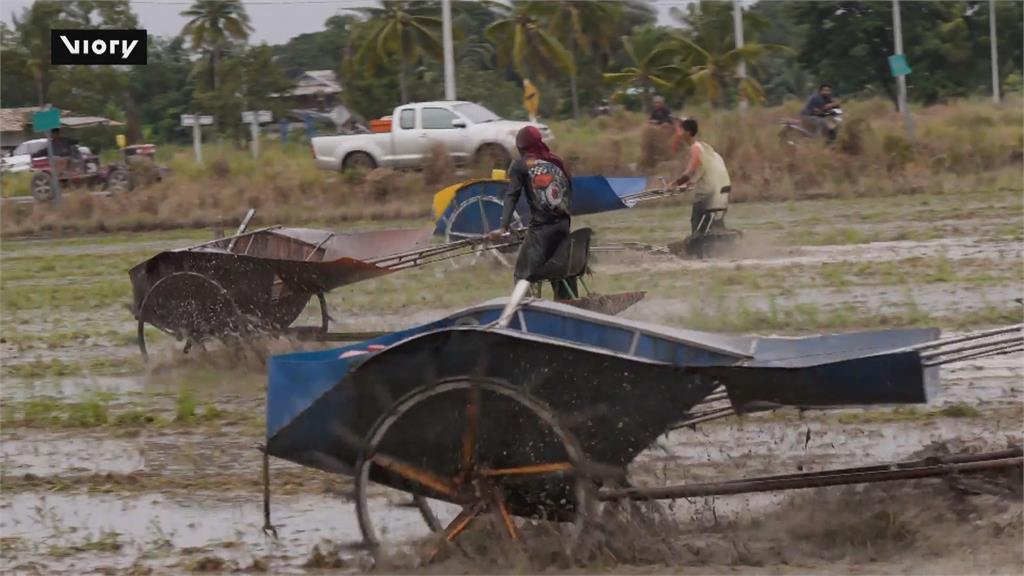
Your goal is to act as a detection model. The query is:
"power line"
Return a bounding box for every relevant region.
[130,1,373,5]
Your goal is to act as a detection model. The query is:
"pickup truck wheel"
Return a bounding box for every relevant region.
[106,167,133,194]
[342,152,376,172]
[475,144,511,172]
[31,172,56,203]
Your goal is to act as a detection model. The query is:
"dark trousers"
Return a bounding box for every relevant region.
[514,219,578,299]
[691,197,711,234]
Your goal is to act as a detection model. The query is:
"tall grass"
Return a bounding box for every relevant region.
[552,96,1024,203]
[2,96,1021,237]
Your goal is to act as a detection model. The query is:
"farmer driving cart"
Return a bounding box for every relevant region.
[488,126,574,319]
[673,118,732,235]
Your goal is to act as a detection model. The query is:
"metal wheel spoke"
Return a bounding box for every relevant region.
[371,453,457,498]
[494,496,519,541]
[414,495,442,532]
[460,385,481,480]
[425,504,483,563]
[480,462,573,477]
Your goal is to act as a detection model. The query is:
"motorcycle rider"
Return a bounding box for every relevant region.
[648,96,672,125]
[801,84,841,143]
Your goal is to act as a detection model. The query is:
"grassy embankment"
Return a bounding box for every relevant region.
[0,97,1020,237]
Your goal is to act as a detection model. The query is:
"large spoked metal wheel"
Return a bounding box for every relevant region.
[136,271,248,362]
[354,377,593,568]
[444,195,522,268]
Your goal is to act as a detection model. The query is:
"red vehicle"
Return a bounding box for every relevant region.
[30,143,163,203]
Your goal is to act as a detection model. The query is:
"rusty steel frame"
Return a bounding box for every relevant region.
[599,448,1023,502]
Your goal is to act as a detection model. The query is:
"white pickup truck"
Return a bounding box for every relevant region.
[311,101,552,172]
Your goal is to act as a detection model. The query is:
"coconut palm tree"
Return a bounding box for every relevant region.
[180,0,252,90]
[668,3,790,107]
[674,36,788,106]
[484,1,575,83]
[353,1,443,103]
[602,27,680,112]
[548,0,620,118]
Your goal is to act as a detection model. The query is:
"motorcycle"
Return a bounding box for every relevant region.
[778,107,843,146]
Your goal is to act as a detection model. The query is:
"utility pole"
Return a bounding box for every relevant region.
[193,115,203,164]
[442,0,456,100]
[891,0,914,140]
[249,113,260,159]
[734,0,747,111]
[989,0,1000,104]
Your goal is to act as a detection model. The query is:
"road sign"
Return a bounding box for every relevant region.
[888,54,912,77]
[242,110,273,124]
[180,114,214,126]
[32,108,61,133]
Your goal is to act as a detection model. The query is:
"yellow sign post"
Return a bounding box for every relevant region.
[523,79,539,122]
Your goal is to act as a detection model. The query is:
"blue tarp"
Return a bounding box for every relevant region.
[433,176,648,237]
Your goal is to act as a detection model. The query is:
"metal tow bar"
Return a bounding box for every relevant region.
[599,448,1023,502]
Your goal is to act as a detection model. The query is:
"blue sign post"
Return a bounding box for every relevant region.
[32,108,61,132]
[32,108,63,202]
[888,54,912,77]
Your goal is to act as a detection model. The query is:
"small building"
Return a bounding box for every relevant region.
[0,107,43,152]
[278,70,343,111]
[0,106,122,153]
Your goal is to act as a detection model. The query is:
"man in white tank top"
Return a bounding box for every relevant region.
[671,118,732,233]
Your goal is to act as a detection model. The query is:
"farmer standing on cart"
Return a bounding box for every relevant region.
[489,125,573,325]
[672,118,732,235]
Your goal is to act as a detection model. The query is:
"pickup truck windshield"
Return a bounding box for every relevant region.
[453,103,500,124]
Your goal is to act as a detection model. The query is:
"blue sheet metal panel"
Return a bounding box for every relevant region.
[446,194,511,236]
[521,309,634,353]
[266,316,455,437]
[632,333,739,366]
[713,350,931,410]
[267,347,358,438]
[570,176,648,215]
[750,328,939,367]
[433,181,527,236]
[448,307,522,330]
[434,176,648,236]
[266,327,718,513]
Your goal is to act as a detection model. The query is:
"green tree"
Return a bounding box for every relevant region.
[745,0,811,105]
[484,1,575,83]
[602,27,680,111]
[180,0,252,90]
[237,44,292,116]
[548,1,620,118]
[275,14,358,78]
[352,1,443,103]
[668,2,790,107]
[794,1,1023,105]
[3,0,142,140]
[128,36,195,143]
[3,1,78,105]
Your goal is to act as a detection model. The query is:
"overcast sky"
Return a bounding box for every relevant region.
[2,0,681,46]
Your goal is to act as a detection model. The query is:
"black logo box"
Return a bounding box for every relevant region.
[51,29,147,65]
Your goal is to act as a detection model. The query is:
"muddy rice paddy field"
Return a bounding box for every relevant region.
[1,184,1022,574]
